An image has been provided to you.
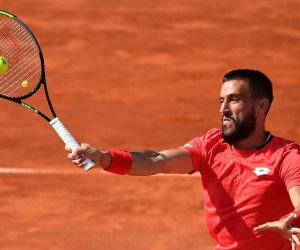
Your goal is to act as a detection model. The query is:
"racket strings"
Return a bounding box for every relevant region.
[1,22,32,64]
[0,45,38,88]
[0,19,40,84]
[0,15,42,98]
[0,18,40,93]
[0,50,40,92]
[0,20,22,63]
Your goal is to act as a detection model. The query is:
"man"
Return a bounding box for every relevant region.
[66,69,300,249]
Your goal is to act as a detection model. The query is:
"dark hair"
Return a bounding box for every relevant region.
[223,69,273,112]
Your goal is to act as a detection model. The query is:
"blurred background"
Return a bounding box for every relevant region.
[0,0,300,249]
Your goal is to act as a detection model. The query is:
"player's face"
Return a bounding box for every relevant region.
[219,79,257,144]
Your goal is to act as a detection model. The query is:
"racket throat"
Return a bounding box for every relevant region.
[21,102,38,113]
[20,101,51,122]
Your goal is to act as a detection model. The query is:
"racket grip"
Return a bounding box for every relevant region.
[49,117,95,171]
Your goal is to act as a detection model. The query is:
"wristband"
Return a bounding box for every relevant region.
[105,149,132,175]
[290,211,300,228]
[282,211,300,228]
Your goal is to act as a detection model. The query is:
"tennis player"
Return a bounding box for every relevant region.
[66,69,300,250]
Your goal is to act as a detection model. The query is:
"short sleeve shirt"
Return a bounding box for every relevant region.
[184,128,300,250]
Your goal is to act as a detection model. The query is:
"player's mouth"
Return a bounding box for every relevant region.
[222,117,234,123]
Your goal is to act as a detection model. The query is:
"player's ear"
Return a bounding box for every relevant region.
[256,98,270,113]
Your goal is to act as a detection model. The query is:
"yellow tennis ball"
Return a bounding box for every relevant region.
[0,56,8,76]
[21,80,29,88]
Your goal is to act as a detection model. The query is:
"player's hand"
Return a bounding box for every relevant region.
[65,143,103,168]
[253,213,300,246]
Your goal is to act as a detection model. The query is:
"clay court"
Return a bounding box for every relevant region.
[0,0,300,249]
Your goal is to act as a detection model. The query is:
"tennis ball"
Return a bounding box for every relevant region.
[0,56,8,76]
[21,80,29,88]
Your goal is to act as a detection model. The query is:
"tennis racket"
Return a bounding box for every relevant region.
[0,10,95,171]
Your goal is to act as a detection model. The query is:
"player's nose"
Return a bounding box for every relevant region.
[220,100,230,114]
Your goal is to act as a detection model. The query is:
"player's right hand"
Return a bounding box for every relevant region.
[65,143,103,168]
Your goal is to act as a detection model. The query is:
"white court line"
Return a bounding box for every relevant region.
[0,167,201,177]
[0,167,82,175]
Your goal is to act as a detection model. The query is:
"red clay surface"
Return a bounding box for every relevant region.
[1,0,300,249]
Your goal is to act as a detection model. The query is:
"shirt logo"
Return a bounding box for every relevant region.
[253,167,271,176]
[184,143,193,148]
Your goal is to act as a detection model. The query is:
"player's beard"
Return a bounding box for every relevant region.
[221,109,256,145]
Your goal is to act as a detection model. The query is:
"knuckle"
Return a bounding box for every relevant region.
[81,143,89,149]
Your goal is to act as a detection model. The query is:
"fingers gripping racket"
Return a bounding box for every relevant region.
[0,10,95,171]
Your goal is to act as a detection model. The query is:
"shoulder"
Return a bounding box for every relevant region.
[184,128,224,149]
[268,135,300,163]
[204,128,223,141]
[274,136,300,187]
[271,135,300,153]
[183,129,225,172]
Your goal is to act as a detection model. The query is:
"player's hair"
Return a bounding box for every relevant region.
[223,69,273,113]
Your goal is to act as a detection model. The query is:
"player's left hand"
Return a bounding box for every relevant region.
[253,213,300,246]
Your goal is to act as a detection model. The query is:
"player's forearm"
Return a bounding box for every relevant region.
[101,148,193,176]
[129,150,164,176]
[100,149,161,176]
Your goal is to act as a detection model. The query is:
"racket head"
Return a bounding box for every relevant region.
[0,10,45,100]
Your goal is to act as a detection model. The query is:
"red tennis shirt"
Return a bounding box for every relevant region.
[184,128,300,250]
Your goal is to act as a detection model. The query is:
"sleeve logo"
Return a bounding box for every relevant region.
[184,143,193,148]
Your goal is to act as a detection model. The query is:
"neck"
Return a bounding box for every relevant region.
[232,129,269,150]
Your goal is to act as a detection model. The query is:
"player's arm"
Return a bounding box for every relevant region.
[66,144,195,175]
[289,186,300,211]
